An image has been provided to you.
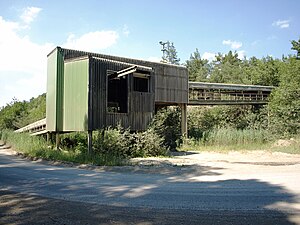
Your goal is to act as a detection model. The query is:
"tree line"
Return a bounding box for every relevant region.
[161,38,300,139]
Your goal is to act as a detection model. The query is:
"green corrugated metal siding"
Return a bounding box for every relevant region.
[56,48,64,131]
[46,47,64,132]
[63,59,89,131]
[46,49,57,131]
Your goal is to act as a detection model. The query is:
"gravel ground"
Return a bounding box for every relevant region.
[1,190,298,225]
[1,143,300,225]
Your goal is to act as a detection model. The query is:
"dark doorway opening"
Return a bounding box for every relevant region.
[107,77,128,113]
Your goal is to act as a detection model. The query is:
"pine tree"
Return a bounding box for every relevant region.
[291,37,300,59]
[185,48,210,81]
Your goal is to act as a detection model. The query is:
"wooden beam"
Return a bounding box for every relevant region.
[55,132,60,150]
[88,130,93,155]
[180,103,187,138]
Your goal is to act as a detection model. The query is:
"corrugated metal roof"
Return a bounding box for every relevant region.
[48,46,186,69]
[92,56,153,71]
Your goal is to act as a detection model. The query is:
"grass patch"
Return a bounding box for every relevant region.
[181,128,270,152]
[181,128,300,154]
[0,127,168,166]
[0,130,124,166]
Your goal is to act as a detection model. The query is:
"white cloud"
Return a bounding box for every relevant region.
[236,50,246,60]
[123,24,130,37]
[202,52,216,61]
[272,19,290,29]
[0,11,121,107]
[222,40,242,49]
[20,7,42,24]
[63,31,119,52]
[147,56,161,62]
[0,15,53,107]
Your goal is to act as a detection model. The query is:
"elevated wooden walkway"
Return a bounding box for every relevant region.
[15,118,47,136]
[188,82,274,105]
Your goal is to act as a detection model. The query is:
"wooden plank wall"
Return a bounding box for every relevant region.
[90,57,155,131]
[155,65,188,104]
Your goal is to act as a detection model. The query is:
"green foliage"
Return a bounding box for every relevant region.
[132,128,167,157]
[269,57,300,136]
[185,37,300,139]
[203,128,270,147]
[93,126,167,158]
[182,128,271,152]
[187,106,269,141]
[149,107,181,150]
[0,129,48,153]
[93,126,134,158]
[61,132,88,152]
[185,48,210,81]
[187,106,218,139]
[0,130,125,166]
[0,99,27,130]
[248,56,280,86]
[17,94,46,128]
[0,94,46,130]
[210,51,251,84]
[291,37,300,59]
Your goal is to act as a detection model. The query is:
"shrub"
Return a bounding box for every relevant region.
[61,132,88,152]
[93,126,134,158]
[149,107,181,150]
[93,126,167,158]
[132,128,167,157]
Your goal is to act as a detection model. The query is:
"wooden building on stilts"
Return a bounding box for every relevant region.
[46,47,189,152]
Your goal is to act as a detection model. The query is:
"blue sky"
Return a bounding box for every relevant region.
[0,0,299,107]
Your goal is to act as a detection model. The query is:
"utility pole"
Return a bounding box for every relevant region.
[159,41,169,63]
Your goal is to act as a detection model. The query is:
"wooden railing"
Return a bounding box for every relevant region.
[188,82,274,105]
[15,118,47,136]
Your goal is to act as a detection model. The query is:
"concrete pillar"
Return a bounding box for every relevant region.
[180,103,188,138]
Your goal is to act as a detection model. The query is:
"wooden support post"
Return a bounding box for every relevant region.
[180,103,188,138]
[88,130,93,155]
[55,132,60,150]
[46,132,50,144]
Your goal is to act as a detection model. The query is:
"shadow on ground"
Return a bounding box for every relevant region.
[0,151,299,225]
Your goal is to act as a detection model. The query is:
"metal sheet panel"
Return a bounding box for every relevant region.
[56,48,64,131]
[63,58,89,131]
[46,47,65,132]
[46,49,57,131]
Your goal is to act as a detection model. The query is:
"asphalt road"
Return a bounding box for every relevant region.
[1,146,300,225]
